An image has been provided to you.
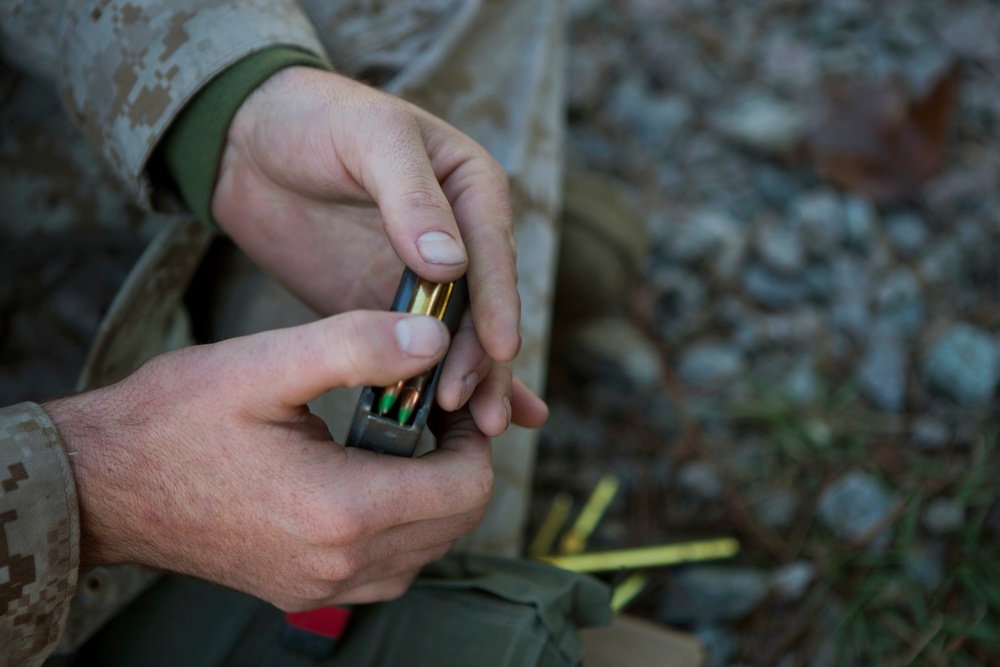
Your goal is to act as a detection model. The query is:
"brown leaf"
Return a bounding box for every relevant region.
[806,63,962,205]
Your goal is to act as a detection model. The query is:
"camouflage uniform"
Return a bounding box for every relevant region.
[0,1,565,665]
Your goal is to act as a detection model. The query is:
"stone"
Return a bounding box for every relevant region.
[874,267,925,337]
[843,196,877,249]
[803,263,836,304]
[754,221,805,275]
[903,545,944,591]
[830,256,871,339]
[769,561,816,602]
[677,342,746,388]
[922,498,965,535]
[648,265,707,343]
[785,357,818,405]
[609,76,692,154]
[753,489,799,532]
[941,7,1000,62]
[910,416,950,450]
[677,461,725,503]
[742,263,807,309]
[695,625,738,667]
[885,212,929,258]
[856,335,908,413]
[666,209,744,268]
[922,322,1000,405]
[659,566,768,625]
[817,471,897,548]
[539,399,606,454]
[564,317,665,391]
[712,92,810,155]
[789,190,846,257]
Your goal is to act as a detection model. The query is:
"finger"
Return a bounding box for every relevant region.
[510,376,549,428]
[330,408,493,530]
[359,107,469,284]
[240,311,449,410]
[436,311,492,411]
[327,572,418,605]
[468,362,513,438]
[436,153,520,363]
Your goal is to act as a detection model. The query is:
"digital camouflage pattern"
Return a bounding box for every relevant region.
[0,404,79,666]
[0,0,564,664]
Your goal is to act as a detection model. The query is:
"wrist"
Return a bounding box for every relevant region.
[44,391,131,569]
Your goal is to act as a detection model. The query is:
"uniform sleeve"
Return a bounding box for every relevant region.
[0,403,80,667]
[0,0,330,208]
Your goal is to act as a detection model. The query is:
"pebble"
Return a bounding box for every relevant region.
[769,561,817,602]
[789,190,846,257]
[677,461,725,503]
[855,334,908,412]
[843,196,877,249]
[677,341,746,388]
[874,267,926,338]
[754,221,805,275]
[666,209,744,269]
[648,265,707,343]
[712,92,810,156]
[922,322,1000,405]
[695,625,738,667]
[909,416,951,450]
[742,263,807,309]
[803,263,836,303]
[903,545,945,591]
[564,317,664,392]
[785,357,819,405]
[753,488,799,532]
[659,566,768,625]
[885,212,929,258]
[922,498,965,534]
[817,471,897,548]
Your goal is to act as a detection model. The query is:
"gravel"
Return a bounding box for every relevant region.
[922,322,1000,405]
[659,567,769,625]
[817,471,898,548]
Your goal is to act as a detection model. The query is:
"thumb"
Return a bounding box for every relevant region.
[241,311,449,410]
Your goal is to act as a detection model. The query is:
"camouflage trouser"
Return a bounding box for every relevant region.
[2,0,572,659]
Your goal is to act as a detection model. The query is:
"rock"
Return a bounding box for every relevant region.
[754,221,805,275]
[922,498,965,535]
[539,399,606,454]
[789,190,846,257]
[666,209,745,272]
[910,416,950,450]
[659,567,768,625]
[648,265,708,344]
[843,196,877,249]
[830,256,871,338]
[769,561,816,602]
[753,488,799,532]
[856,335,908,412]
[677,342,746,388]
[785,357,818,405]
[742,263,807,309]
[803,263,836,304]
[874,267,925,337]
[736,309,824,350]
[941,7,1000,62]
[564,317,664,391]
[885,212,929,258]
[903,545,944,591]
[609,77,692,154]
[695,625,738,667]
[677,461,725,503]
[817,471,897,548]
[922,323,1000,405]
[713,93,810,155]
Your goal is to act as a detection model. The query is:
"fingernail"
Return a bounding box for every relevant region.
[417,231,466,265]
[460,372,480,405]
[502,396,512,425]
[396,316,445,357]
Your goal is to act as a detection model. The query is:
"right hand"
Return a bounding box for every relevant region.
[44,311,509,609]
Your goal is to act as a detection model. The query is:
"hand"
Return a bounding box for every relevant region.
[212,67,547,436]
[44,311,535,609]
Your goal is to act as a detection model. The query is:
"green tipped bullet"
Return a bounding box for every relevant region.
[379,380,404,415]
[397,387,420,426]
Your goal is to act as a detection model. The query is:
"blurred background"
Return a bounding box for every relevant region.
[532,0,1000,665]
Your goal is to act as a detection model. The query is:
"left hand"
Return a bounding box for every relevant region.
[211,66,547,435]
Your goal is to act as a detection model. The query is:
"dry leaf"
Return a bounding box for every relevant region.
[806,63,962,205]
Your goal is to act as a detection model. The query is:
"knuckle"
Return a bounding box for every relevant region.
[326,312,370,385]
